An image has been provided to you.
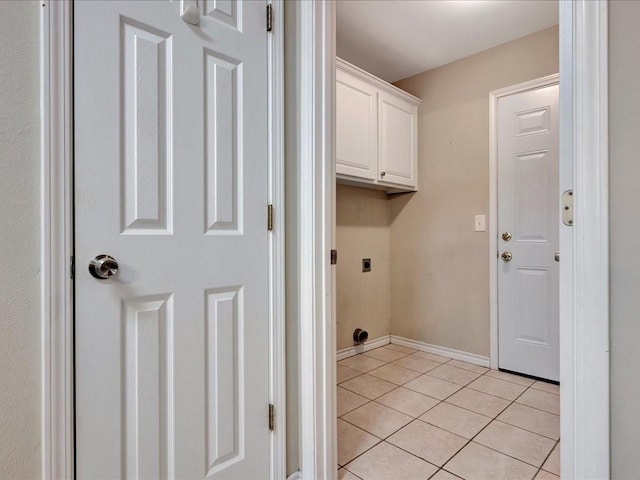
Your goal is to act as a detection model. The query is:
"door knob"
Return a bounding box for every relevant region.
[89,254,119,280]
[180,0,200,25]
[501,251,513,262]
[502,232,512,241]
[555,251,560,262]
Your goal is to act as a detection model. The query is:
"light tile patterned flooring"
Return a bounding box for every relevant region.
[337,344,560,480]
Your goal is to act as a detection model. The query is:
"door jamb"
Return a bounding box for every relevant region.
[40,1,287,478]
[488,73,560,372]
[41,2,74,478]
[296,1,610,479]
[559,1,609,478]
[295,1,336,479]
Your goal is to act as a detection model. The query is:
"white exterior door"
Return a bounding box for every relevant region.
[75,1,272,478]
[336,69,378,180]
[497,83,559,382]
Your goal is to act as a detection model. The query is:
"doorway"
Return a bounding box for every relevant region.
[491,76,561,382]
[332,2,561,478]
[289,1,610,479]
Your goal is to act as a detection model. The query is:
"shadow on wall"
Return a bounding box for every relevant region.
[388,191,415,222]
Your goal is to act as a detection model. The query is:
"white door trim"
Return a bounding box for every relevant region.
[296,1,336,478]
[40,2,286,478]
[267,0,287,479]
[560,0,609,478]
[40,2,74,478]
[267,2,287,478]
[488,73,560,372]
[297,1,609,479]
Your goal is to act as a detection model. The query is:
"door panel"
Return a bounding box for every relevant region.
[497,84,559,381]
[378,92,417,187]
[75,2,270,478]
[336,70,378,180]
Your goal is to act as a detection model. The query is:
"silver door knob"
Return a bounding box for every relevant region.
[89,254,119,280]
[501,251,513,262]
[502,232,512,241]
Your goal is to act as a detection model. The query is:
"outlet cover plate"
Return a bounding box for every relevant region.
[362,258,371,272]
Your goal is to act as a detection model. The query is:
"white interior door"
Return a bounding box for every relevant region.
[497,83,559,382]
[74,1,272,478]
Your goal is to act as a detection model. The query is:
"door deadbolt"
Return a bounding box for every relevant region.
[501,251,513,262]
[89,254,119,280]
[502,232,512,241]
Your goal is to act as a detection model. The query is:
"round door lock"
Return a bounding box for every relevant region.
[501,251,513,262]
[502,231,512,242]
[380,171,386,177]
[89,254,119,280]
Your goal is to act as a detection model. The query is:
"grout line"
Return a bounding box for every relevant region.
[337,352,560,479]
[371,395,440,419]
[341,466,363,480]
[534,439,560,478]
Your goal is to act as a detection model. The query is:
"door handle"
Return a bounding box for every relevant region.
[181,0,200,25]
[501,251,513,262]
[89,254,119,280]
[555,251,560,262]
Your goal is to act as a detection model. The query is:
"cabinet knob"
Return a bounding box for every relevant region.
[380,171,386,177]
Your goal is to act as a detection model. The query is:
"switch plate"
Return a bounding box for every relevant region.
[475,215,486,232]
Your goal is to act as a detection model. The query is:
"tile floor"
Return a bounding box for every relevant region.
[337,344,560,480]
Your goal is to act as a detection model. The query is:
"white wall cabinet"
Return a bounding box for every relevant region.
[336,58,421,192]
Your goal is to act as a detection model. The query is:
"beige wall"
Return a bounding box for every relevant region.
[0,1,42,478]
[390,26,558,357]
[609,2,640,477]
[336,185,391,350]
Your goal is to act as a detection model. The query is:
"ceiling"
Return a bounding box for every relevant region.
[336,0,558,83]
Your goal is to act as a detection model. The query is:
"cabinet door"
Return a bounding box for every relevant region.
[378,92,417,188]
[336,70,378,180]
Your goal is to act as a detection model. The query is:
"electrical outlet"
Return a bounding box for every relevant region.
[362,258,371,272]
[475,215,486,232]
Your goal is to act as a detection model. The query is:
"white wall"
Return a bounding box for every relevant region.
[609,1,640,477]
[0,1,42,478]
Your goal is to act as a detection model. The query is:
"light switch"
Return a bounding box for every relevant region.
[475,215,486,232]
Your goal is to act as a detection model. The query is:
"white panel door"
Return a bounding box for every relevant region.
[75,1,271,478]
[497,84,559,381]
[336,69,378,180]
[378,91,417,188]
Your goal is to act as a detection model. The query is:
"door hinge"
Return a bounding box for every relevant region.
[70,255,75,279]
[562,189,574,226]
[267,204,274,231]
[331,249,338,265]
[266,4,273,32]
[269,403,275,431]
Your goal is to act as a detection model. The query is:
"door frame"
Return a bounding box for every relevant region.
[488,73,560,372]
[295,1,609,479]
[40,1,286,478]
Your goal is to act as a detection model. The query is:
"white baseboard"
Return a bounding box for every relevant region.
[390,335,490,368]
[286,471,301,480]
[336,335,391,361]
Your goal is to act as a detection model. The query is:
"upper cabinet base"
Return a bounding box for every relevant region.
[336,58,421,192]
